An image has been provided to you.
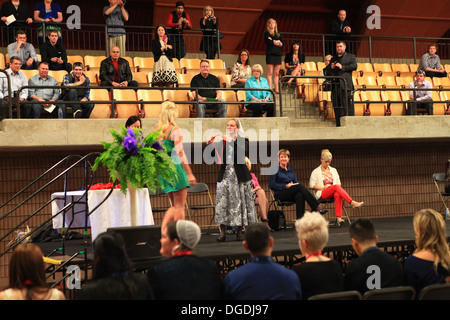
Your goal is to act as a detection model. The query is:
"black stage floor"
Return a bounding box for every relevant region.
[37,216,450,268]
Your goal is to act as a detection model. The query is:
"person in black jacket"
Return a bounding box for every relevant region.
[99,45,137,88]
[207,119,257,241]
[151,24,178,87]
[324,40,357,127]
[344,218,404,294]
[326,9,352,56]
[199,5,221,59]
[39,29,71,72]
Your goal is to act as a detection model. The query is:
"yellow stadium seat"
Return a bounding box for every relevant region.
[433,91,449,116]
[82,70,99,86]
[207,59,226,70]
[353,90,366,116]
[112,89,141,118]
[373,63,393,76]
[89,89,111,118]
[409,64,419,73]
[132,72,150,87]
[360,90,386,116]
[357,62,374,75]
[84,55,106,71]
[137,89,164,118]
[48,70,68,84]
[356,75,379,88]
[377,76,397,88]
[381,90,406,116]
[304,61,318,71]
[179,58,201,73]
[161,89,191,118]
[221,90,241,117]
[133,57,153,72]
[432,77,450,89]
[67,55,84,67]
[396,76,414,88]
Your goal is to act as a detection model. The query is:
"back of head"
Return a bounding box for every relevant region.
[349,218,376,244]
[93,232,131,279]
[9,243,47,290]
[245,223,270,255]
[413,209,450,270]
[171,220,201,251]
[157,101,178,132]
[295,212,329,253]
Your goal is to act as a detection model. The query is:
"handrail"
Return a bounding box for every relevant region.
[0,152,105,259]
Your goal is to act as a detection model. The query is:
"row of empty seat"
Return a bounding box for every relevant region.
[89,88,248,119]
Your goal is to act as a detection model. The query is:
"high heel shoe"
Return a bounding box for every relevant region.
[351,201,364,208]
[316,206,328,215]
[336,219,345,227]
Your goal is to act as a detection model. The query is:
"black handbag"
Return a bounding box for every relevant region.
[268,210,286,231]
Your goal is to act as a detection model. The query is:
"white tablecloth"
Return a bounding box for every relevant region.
[51,189,154,241]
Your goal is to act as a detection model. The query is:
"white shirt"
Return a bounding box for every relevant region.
[0,68,28,100]
[309,165,341,199]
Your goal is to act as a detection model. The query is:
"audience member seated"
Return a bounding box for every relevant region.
[0,56,30,119]
[230,49,252,88]
[39,29,71,72]
[0,0,33,44]
[344,218,405,294]
[77,231,154,300]
[245,157,271,231]
[418,43,448,78]
[147,220,224,300]
[61,61,94,118]
[190,59,226,118]
[224,222,302,300]
[28,61,61,118]
[309,149,364,226]
[404,209,450,295]
[151,24,178,87]
[244,64,274,117]
[293,212,344,299]
[0,243,65,300]
[99,45,138,88]
[269,148,327,219]
[7,29,38,70]
[284,40,305,84]
[408,70,433,115]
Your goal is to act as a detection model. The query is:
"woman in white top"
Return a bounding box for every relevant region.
[0,243,65,300]
[309,149,363,226]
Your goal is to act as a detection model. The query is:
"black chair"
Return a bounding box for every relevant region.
[148,188,172,221]
[308,290,362,300]
[269,189,295,212]
[185,182,216,232]
[419,282,450,300]
[433,173,450,215]
[362,286,416,300]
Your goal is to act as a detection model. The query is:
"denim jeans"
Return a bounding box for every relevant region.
[63,88,94,118]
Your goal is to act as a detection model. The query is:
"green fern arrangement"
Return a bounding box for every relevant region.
[92,125,177,194]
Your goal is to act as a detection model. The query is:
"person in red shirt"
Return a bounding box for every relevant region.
[166,1,191,60]
[99,45,137,88]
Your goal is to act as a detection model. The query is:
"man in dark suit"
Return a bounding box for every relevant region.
[325,41,357,126]
[326,9,352,55]
[344,219,404,295]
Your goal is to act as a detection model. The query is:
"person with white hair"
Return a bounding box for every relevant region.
[147,220,224,300]
[292,212,344,300]
[244,64,274,117]
[309,149,363,226]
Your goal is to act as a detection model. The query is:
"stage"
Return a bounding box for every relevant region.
[36,216,450,274]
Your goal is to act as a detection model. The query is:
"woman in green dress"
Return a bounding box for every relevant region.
[156,101,197,231]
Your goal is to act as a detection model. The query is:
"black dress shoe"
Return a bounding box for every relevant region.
[216,236,226,242]
[318,208,328,215]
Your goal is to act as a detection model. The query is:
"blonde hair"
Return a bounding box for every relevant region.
[295,212,329,253]
[156,101,178,132]
[321,149,332,161]
[251,64,264,74]
[266,18,279,37]
[245,157,251,171]
[413,209,450,271]
[203,5,214,16]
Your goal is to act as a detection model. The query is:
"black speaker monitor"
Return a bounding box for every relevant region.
[107,225,162,261]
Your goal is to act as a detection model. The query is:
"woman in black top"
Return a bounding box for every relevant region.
[199,5,221,59]
[152,24,178,87]
[264,18,284,94]
[0,0,33,43]
[284,41,305,84]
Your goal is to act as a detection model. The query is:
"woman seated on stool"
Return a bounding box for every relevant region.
[309,149,364,226]
[245,157,271,231]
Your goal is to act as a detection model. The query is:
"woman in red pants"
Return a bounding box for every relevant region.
[309,149,364,226]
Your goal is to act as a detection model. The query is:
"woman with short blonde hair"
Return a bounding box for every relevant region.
[309,149,363,226]
[244,64,274,117]
[293,212,344,299]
